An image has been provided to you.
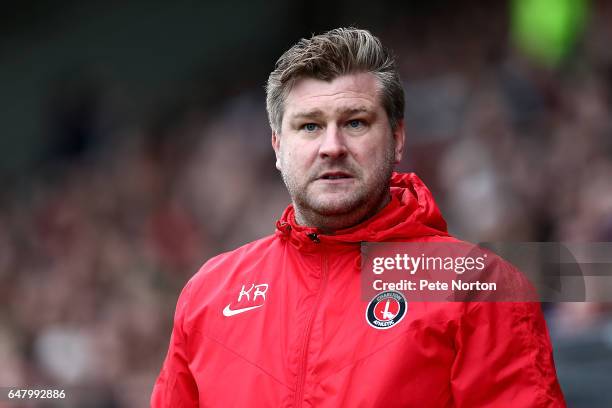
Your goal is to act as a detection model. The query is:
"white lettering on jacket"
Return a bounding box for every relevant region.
[223,283,269,317]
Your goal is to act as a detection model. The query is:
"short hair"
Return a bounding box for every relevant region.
[266,27,405,134]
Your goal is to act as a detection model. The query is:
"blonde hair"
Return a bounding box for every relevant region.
[266,27,404,134]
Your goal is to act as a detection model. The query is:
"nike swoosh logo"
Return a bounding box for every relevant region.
[222,304,264,317]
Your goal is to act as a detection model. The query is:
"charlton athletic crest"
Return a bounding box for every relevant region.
[366,291,408,330]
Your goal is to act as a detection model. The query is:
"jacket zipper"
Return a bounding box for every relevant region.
[293,240,328,407]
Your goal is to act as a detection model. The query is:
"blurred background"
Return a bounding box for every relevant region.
[1,0,611,406]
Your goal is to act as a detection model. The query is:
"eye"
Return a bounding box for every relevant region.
[347,119,365,129]
[302,123,319,132]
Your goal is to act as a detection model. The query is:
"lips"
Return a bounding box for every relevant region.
[318,171,353,180]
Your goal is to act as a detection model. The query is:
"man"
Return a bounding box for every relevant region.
[151,28,566,407]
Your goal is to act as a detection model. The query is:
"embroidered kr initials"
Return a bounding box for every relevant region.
[223,283,268,317]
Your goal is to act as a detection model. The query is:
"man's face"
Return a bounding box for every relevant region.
[272,72,405,227]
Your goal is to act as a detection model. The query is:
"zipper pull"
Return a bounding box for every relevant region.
[307,232,320,243]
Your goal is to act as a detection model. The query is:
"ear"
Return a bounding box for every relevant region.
[392,119,406,164]
[271,131,282,171]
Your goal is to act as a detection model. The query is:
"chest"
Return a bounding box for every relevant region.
[186,247,458,407]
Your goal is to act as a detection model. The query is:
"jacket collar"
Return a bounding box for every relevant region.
[275,172,449,250]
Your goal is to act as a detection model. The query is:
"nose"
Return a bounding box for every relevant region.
[318,124,348,160]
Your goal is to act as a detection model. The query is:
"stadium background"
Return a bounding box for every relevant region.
[1,0,611,406]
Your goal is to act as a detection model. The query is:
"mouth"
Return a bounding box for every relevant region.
[317,171,354,181]
[316,171,355,188]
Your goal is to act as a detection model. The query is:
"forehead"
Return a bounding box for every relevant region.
[283,73,383,119]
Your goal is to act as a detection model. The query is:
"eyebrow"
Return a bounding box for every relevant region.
[289,109,325,121]
[289,106,374,121]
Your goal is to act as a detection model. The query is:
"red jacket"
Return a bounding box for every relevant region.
[151,172,566,407]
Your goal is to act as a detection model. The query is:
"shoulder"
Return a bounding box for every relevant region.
[175,234,286,331]
[187,233,282,292]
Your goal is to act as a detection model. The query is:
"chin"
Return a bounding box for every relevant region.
[309,197,365,216]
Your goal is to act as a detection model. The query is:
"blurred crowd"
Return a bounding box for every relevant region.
[1,2,612,407]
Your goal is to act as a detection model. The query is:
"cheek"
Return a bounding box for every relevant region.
[284,141,316,167]
[353,143,394,175]
[279,148,304,179]
[353,141,386,163]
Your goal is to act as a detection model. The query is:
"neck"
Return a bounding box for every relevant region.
[294,192,391,234]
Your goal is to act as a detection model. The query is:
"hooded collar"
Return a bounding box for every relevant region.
[275,172,449,250]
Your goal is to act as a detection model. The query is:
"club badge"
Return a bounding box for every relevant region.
[366,290,407,330]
